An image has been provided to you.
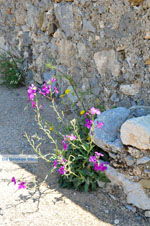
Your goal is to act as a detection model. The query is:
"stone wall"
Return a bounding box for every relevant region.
[0,0,150,108]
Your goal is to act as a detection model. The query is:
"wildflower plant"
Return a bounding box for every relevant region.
[0,49,25,88]
[25,66,110,192]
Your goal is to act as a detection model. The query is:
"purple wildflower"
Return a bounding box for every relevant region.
[89,107,101,115]
[93,162,107,172]
[66,134,77,141]
[27,84,37,101]
[51,78,57,83]
[95,121,104,129]
[18,181,27,189]
[58,166,66,175]
[62,140,69,150]
[84,119,93,129]
[95,152,104,157]
[11,177,16,185]
[54,87,59,94]
[31,101,36,108]
[53,160,58,168]
[89,156,97,163]
[39,83,51,96]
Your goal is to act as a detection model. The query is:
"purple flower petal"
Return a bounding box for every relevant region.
[58,166,66,175]
[89,107,101,115]
[18,182,27,189]
[11,177,16,185]
[89,156,97,163]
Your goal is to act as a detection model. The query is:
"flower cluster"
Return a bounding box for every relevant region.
[11,177,27,189]
[27,84,37,108]
[53,158,67,175]
[62,134,77,150]
[83,107,103,129]
[89,152,108,172]
[39,83,51,96]
[27,78,59,108]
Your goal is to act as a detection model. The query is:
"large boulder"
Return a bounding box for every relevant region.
[93,107,130,153]
[120,115,150,150]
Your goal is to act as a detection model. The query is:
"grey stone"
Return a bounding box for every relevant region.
[105,166,150,210]
[114,219,119,225]
[83,19,96,33]
[97,181,106,188]
[125,155,135,166]
[125,205,136,213]
[93,107,130,153]
[137,157,150,165]
[42,70,56,82]
[58,39,75,67]
[54,4,74,37]
[94,49,120,77]
[120,83,141,96]
[26,3,40,29]
[120,115,150,150]
[145,211,150,218]
[129,106,150,118]
[127,147,143,159]
[0,36,8,51]
[110,93,119,102]
[64,86,78,103]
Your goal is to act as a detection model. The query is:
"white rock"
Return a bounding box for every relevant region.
[120,115,150,150]
[105,166,150,210]
[114,219,119,225]
[145,211,150,218]
[120,83,141,96]
[94,49,120,77]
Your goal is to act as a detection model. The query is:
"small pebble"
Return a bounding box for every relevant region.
[145,211,150,218]
[125,204,136,213]
[104,210,109,214]
[114,219,119,224]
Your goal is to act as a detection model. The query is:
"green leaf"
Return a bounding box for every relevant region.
[45,63,56,69]
[84,183,89,192]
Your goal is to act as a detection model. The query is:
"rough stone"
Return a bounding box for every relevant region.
[54,3,74,37]
[120,83,141,96]
[145,211,150,218]
[42,70,56,82]
[0,36,8,50]
[120,115,150,150]
[139,179,150,189]
[83,19,96,33]
[66,86,78,103]
[105,166,150,210]
[127,147,143,159]
[125,205,136,213]
[93,107,130,153]
[94,49,120,77]
[15,7,27,25]
[125,155,135,166]
[129,106,150,118]
[57,39,75,66]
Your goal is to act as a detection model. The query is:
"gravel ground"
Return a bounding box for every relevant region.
[0,86,149,226]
